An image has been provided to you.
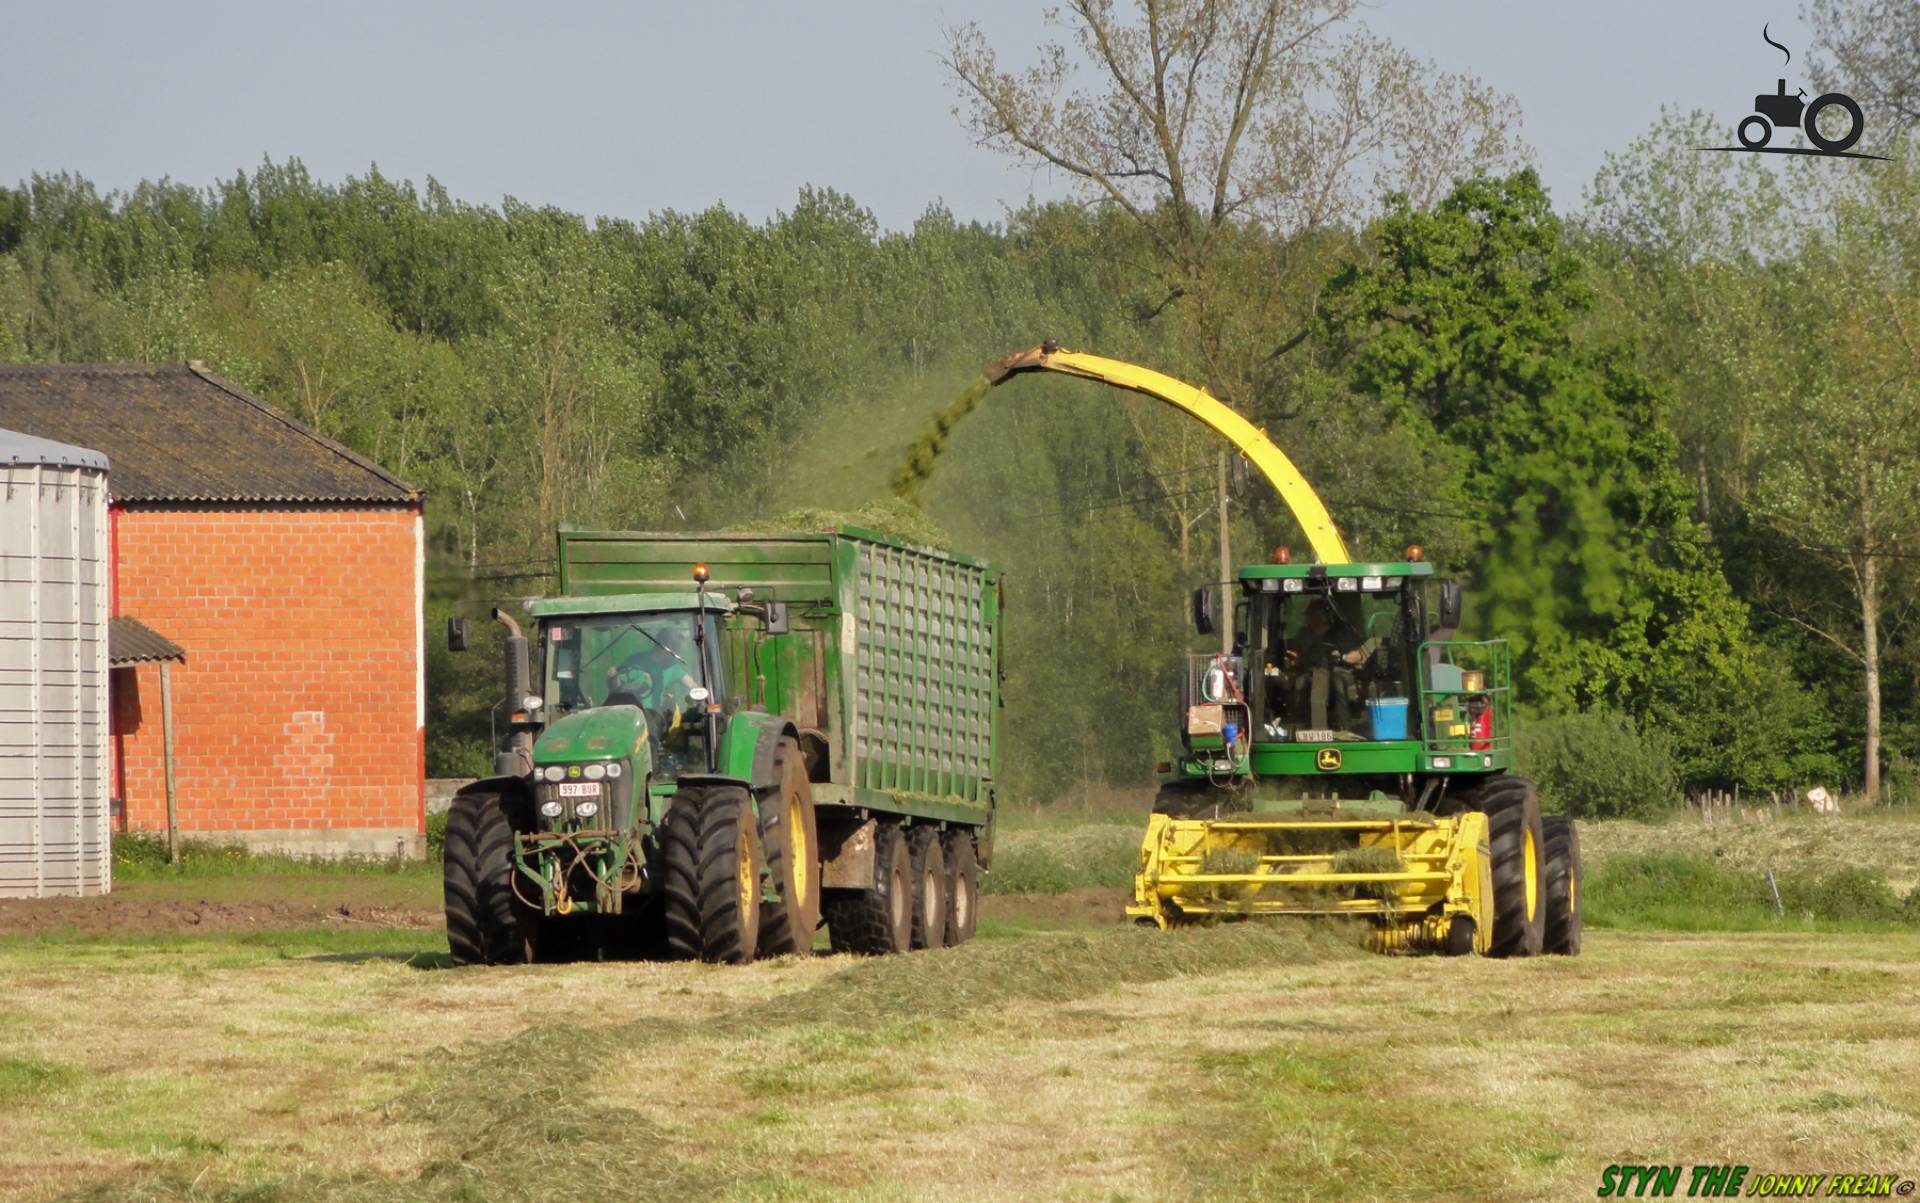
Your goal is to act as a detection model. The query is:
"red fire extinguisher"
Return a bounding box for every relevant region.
[1469,697,1492,751]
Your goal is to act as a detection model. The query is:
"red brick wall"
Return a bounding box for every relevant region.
[109,506,423,835]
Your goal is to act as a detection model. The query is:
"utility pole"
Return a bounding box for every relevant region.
[1217,448,1232,655]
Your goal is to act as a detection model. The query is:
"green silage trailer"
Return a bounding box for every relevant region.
[441,525,1003,965]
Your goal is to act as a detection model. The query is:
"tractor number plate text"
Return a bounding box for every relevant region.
[557,782,601,797]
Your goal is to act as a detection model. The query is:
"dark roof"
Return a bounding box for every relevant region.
[0,363,418,504]
[108,616,185,665]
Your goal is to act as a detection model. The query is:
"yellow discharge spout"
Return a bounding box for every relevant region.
[982,343,1351,564]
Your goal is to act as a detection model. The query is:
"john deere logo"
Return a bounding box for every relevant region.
[1315,748,1343,772]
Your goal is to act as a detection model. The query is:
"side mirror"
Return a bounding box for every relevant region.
[1191,586,1215,636]
[447,616,469,652]
[1438,580,1463,631]
[764,601,790,634]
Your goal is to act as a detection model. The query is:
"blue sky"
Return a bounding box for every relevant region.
[0,1,1817,228]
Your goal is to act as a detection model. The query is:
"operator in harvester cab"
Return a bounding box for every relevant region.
[1286,598,1381,731]
[1293,598,1377,669]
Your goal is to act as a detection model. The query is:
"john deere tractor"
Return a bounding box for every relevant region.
[441,527,1001,966]
[979,343,1582,956]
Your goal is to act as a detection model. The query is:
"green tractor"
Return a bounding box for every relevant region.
[442,527,1002,966]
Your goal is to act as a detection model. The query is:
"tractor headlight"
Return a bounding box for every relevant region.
[574,799,600,819]
[583,762,606,781]
[605,761,622,778]
[1282,578,1304,593]
[1361,576,1383,591]
[1334,576,1357,592]
[542,765,564,783]
[1431,756,1452,769]
[539,800,564,819]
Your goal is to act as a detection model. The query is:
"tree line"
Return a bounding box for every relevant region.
[0,0,1914,812]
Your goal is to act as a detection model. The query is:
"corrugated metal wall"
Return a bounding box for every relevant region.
[851,541,995,801]
[0,461,110,897]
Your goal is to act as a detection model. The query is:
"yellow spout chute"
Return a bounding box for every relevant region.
[982,343,1351,564]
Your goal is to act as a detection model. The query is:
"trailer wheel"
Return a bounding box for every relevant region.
[443,789,535,966]
[1467,776,1546,958]
[695,786,764,964]
[825,821,912,955]
[757,738,821,957]
[659,788,705,960]
[943,830,979,946]
[908,827,948,950]
[1542,816,1582,955]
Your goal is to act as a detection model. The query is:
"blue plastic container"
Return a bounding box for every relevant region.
[1367,697,1410,740]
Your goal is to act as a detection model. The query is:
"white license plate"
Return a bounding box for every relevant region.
[557,782,601,797]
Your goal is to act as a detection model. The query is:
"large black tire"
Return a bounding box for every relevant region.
[943,830,979,946]
[1467,776,1545,958]
[757,738,822,957]
[443,790,535,966]
[695,786,764,964]
[658,789,705,961]
[908,827,948,951]
[825,821,911,955]
[1806,92,1863,152]
[1543,816,1583,956]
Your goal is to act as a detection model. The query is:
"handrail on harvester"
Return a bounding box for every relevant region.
[982,342,1352,564]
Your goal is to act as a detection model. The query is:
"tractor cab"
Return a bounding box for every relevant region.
[1179,552,1511,786]
[526,592,734,784]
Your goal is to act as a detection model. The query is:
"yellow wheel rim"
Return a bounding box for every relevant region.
[790,789,810,905]
[1569,862,1578,916]
[1523,825,1539,922]
[737,827,754,916]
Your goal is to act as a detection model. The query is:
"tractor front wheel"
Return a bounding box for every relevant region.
[443,789,536,966]
[695,786,764,964]
[659,788,706,960]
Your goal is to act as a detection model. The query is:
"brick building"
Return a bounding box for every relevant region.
[0,364,425,856]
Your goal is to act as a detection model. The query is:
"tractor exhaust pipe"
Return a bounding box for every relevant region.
[493,608,534,778]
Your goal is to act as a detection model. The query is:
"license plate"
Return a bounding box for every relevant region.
[557,782,601,797]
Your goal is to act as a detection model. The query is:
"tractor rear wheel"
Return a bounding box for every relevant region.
[443,789,536,966]
[1462,775,1545,958]
[1543,816,1583,955]
[943,830,979,946]
[825,821,912,955]
[695,786,764,964]
[757,738,821,957]
[658,788,705,960]
[908,827,948,950]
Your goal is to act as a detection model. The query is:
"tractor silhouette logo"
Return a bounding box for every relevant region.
[1708,24,1887,161]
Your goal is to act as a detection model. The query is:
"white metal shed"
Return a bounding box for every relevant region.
[0,427,110,897]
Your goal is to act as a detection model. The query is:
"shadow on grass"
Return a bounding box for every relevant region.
[301,949,455,969]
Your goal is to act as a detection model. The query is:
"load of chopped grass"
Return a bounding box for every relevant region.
[890,374,993,503]
[730,496,951,550]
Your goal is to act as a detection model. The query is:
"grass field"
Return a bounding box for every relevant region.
[3,816,1918,1201]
